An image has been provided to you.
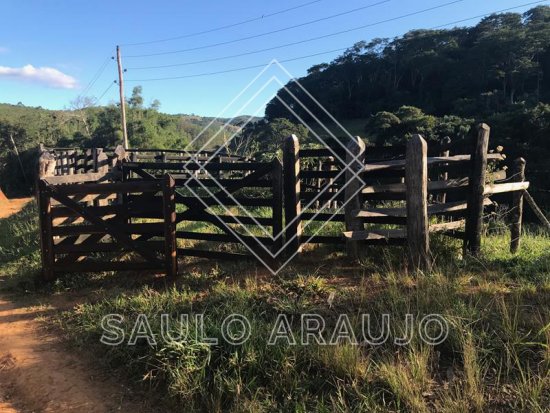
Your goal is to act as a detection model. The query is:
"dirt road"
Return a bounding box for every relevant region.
[0,296,155,413]
[0,198,32,219]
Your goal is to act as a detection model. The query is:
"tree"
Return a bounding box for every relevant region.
[128,86,144,109]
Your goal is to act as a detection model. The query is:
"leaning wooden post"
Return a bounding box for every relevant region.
[344,136,366,259]
[406,134,430,271]
[283,134,303,256]
[464,124,490,256]
[162,174,177,277]
[38,180,55,280]
[510,157,526,254]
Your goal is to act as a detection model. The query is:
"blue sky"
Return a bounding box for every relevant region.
[0,0,546,116]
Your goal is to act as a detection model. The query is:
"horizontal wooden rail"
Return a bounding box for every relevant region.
[483,181,529,196]
[124,161,267,171]
[362,153,504,173]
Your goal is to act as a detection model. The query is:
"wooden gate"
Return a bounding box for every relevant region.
[38,175,177,279]
[121,158,283,263]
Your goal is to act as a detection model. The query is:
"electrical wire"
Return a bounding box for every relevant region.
[79,55,113,98]
[127,0,547,71]
[124,0,548,82]
[125,0,392,57]
[121,0,325,46]
[94,81,116,104]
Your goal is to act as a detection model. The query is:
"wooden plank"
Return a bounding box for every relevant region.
[283,135,303,256]
[123,161,267,171]
[53,241,164,254]
[429,220,465,232]
[483,181,529,195]
[172,177,273,188]
[51,204,126,218]
[163,175,178,277]
[49,180,162,195]
[174,196,274,207]
[406,134,430,271]
[51,223,164,236]
[343,228,406,241]
[51,193,117,206]
[46,184,163,265]
[363,153,503,173]
[464,123,491,256]
[44,171,111,185]
[437,136,451,203]
[344,136,366,258]
[510,158,526,254]
[176,231,272,244]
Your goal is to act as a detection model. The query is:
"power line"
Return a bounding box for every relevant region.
[94,81,116,104]
[126,0,392,58]
[127,48,349,82]
[79,55,113,98]
[129,0,545,71]
[126,0,547,82]
[121,0,324,46]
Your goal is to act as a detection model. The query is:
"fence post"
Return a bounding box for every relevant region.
[406,134,430,271]
[38,180,55,280]
[510,157,526,254]
[344,136,366,259]
[438,136,451,204]
[162,174,177,277]
[272,159,284,255]
[464,123,490,256]
[283,134,303,257]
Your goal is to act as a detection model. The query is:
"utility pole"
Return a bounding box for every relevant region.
[116,45,129,150]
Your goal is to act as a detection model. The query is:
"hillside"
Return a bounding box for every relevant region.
[0,101,249,196]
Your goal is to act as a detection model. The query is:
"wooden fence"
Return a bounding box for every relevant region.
[38,175,177,280]
[282,124,529,270]
[36,123,530,278]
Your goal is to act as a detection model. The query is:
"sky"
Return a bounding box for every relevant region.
[0,0,547,117]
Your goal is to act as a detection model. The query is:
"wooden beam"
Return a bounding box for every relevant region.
[283,134,303,256]
[464,123,491,256]
[406,134,430,271]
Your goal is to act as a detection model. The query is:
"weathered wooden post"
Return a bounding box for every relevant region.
[344,136,366,259]
[38,180,55,280]
[283,134,303,256]
[162,174,177,277]
[38,150,56,179]
[510,157,526,254]
[464,124,490,256]
[271,159,284,255]
[438,136,451,204]
[406,134,430,271]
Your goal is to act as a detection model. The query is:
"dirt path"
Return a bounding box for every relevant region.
[0,198,32,219]
[0,295,156,413]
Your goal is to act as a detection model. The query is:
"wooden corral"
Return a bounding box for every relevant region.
[36,123,530,279]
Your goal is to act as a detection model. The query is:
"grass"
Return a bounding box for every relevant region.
[1,202,549,411]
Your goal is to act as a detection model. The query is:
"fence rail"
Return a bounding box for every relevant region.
[36,123,530,278]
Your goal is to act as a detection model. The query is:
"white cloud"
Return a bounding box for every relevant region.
[0,64,77,89]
